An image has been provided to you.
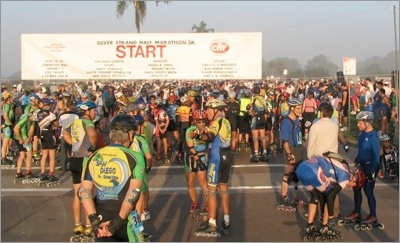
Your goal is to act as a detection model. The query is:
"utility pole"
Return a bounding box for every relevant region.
[393,5,399,145]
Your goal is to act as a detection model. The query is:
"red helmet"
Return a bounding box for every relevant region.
[352,169,365,189]
[282,92,290,99]
[193,109,207,120]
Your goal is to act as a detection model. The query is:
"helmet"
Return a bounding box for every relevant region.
[320,95,330,103]
[205,99,227,110]
[356,111,374,122]
[187,90,197,97]
[133,114,145,125]
[2,92,13,100]
[287,99,302,107]
[29,94,40,101]
[282,92,290,99]
[379,133,390,142]
[41,98,54,105]
[110,114,138,132]
[193,109,207,120]
[253,85,260,94]
[140,88,148,94]
[352,169,365,189]
[307,89,314,95]
[228,91,236,99]
[32,109,41,122]
[79,101,97,110]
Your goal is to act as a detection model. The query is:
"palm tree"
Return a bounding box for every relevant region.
[192,21,214,33]
[116,1,169,33]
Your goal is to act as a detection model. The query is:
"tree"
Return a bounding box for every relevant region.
[192,21,214,33]
[116,1,169,33]
[304,54,338,78]
[266,57,303,78]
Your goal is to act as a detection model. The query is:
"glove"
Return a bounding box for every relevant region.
[87,146,98,153]
[88,213,102,236]
[343,145,349,153]
[366,171,375,181]
[108,215,126,235]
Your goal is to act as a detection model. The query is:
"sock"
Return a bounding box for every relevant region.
[209,218,216,226]
[223,215,230,224]
[254,150,258,155]
[263,149,267,154]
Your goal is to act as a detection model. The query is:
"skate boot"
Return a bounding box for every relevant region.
[237,143,243,152]
[70,223,85,242]
[197,205,209,222]
[194,222,221,238]
[190,201,199,219]
[14,173,26,184]
[2,158,15,169]
[47,174,60,187]
[6,151,17,161]
[316,225,342,242]
[38,173,49,187]
[141,210,151,222]
[275,196,296,212]
[259,152,269,162]
[245,142,250,151]
[80,225,94,242]
[303,224,320,242]
[249,153,260,163]
[142,232,154,242]
[22,172,40,184]
[33,153,41,165]
[337,212,361,227]
[355,215,385,231]
[220,220,230,236]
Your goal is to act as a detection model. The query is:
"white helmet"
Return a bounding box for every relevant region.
[356,111,374,121]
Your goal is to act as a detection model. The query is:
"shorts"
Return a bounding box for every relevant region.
[303,112,316,124]
[167,120,178,132]
[238,116,250,134]
[69,157,84,184]
[227,117,238,132]
[34,123,40,137]
[250,113,266,130]
[265,116,273,131]
[40,129,57,150]
[341,105,349,117]
[207,146,233,186]
[184,151,208,173]
[15,139,33,152]
[283,146,304,175]
[2,126,12,139]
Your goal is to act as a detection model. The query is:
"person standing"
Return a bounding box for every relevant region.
[344,111,381,225]
[276,99,304,212]
[195,99,232,238]
[79,114,147,242]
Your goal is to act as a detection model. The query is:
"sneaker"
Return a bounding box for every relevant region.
[141,211,151,221]
[344,212,360,221]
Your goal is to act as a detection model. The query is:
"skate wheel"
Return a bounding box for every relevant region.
[22,180,27,184]
[337,220,344,226]
[314,236,322,242]
[378,223,385,230]
[361,225,367,230]
[367,225,373,230]
[354,224,361,231]
[303,236,310,242]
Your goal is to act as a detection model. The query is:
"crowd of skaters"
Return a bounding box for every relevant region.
[1,76,398,240]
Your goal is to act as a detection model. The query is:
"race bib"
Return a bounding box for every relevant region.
[127,210,145,242]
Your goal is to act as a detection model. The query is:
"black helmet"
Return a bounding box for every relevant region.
[253,85,260,94]
[110,114,138,132]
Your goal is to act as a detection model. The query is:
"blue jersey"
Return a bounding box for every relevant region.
[166,103,179,120]
[357,130,380,174]
[280,117,302,147]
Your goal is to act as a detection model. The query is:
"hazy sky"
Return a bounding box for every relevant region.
[1,1,399,78]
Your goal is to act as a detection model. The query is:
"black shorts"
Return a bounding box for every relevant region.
[227,117,238,132]
[69,157,84,184]
[251,113,266,130]
[265,116,273,131]
[34,123,40,137]
[342,105,349,117]
[15,139,27,152]
[238,116,250,134]
[167,120,178,132]
[303,112,316,124]
[40,129,57,150]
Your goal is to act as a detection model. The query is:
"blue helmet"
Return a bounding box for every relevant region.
[133,114,145,125]
[79,101,97,110]
[41,98,54,105]
[29,94,40,101]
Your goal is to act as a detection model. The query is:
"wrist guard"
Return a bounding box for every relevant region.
[366,171,375,181]
[88,213,102,235]
[108,215,126,235]
[88,146,98,153]
[287,153,295,161]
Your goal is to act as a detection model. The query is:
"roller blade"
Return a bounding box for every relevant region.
[196,209,209,222]
[219,221,230,236]
[194,222,221,238]
[354,221,385,231]
[249,154,260,163]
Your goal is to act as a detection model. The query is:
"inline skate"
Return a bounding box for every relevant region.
[259,151,270,163]
[141,232,154,242]
[13,173,26,184]
[220,220,230,236]
[189,201,199,219]
[21,172,40,184]
[315,225,342,242]
[2,158,15,169]
[80,225,95,242]
[70,224,85,242]
[275,196,296,213]
[249,153,260,163]
[196,206,209,222]
[46,174,60,187]
[6,150,17,161]
[303,224,321,242]
[194,222,221,238]
[354,216,385,231]
[245,142,250,151]
[337,212,361,227]
[38,174,50,187]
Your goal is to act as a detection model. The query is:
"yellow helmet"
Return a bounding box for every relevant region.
[186,90,197,97]
[1,92,13,101]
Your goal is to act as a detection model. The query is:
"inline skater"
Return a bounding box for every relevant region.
[63,101,98,240]
[195,99,232,238]
[237,89,252,152]
[79,114,148,242]
[185,109,210,221]
[225,91,240,154]
[1,92,15,168]
[379,133,398,181]
[276,99,304,212]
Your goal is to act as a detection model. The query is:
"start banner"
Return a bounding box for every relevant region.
[21,33,262,80]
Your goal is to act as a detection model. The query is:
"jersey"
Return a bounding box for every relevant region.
[166,103,179,121]
[209,117,231,150]
[130,134,151,156]
[185,125,209,152]
[13,113,31,140]
[250,95,266,113]
[226,101,240,119]
[66,118,94,157]
[2,103,14,126]
[177,105,191,122]
[239,97,251,116]
[280,117,302,147]
[82,144,145,216]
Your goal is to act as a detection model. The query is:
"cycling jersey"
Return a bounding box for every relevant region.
[66,118,94,157]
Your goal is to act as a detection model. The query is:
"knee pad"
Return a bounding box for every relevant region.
[252,136,259,142]
[259,136,266,142]
[207,188,218,197]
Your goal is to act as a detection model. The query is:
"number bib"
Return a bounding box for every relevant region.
[127,210,145,242]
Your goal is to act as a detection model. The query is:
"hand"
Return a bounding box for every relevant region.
[97,221,112,238]
[188,131,197,139]
[19,139,24,145]
[343,145,349,153]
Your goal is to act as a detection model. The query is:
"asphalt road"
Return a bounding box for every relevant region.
[1,144,399,242]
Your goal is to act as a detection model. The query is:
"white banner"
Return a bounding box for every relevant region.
[343,57,357,76]
[21,33,262,80]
